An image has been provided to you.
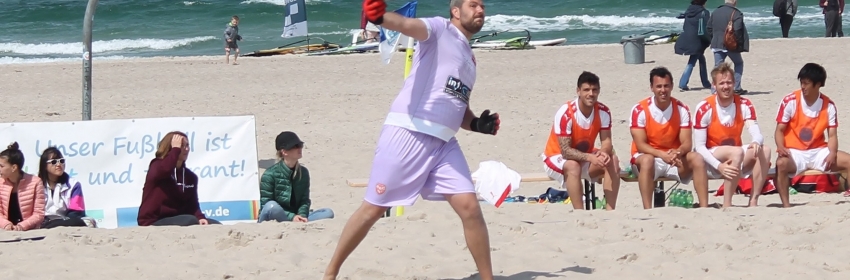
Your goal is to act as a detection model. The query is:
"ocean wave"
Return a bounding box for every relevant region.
[0,36,216,55]
[483,12,834,32]
[0,55,129,65]
[183,1,210,5]
[240,0,330,6]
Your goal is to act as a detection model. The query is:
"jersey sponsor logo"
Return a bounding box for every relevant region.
[444,76,471,104]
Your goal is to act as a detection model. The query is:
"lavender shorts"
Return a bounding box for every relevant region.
[363,125,475,207]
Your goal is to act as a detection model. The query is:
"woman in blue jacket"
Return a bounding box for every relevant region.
[674,0,712,91]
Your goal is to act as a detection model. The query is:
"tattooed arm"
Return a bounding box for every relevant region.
[558,136,590,162]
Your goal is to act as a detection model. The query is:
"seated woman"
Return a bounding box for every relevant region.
[137,132,220,227]
[0,142,45,231]
[38,147,91,229]
[258,131,334,223]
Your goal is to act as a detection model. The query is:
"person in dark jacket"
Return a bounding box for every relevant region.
[776,0,798,38]
[674,0,712,91]
[820,0,844,37]
[257,131,334,223]
[137,132,220,227]
[707,0,749,94]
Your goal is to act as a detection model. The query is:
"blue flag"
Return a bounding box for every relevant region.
[378,1,417,64]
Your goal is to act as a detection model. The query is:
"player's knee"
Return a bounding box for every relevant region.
[761,146,772,158]
[776,156,792,171]
[730,149,745,163]
[688,152,706,168]
[606,155,620,170]
[636,154,654,167]
[563,160,582,177]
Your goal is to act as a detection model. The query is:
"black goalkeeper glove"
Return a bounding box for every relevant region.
[470,110,500,135]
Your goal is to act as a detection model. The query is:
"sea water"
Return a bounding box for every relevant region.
[1,0,843,64]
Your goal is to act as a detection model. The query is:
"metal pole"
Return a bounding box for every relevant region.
[82,0,99,121]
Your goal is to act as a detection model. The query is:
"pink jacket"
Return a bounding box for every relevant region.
[0,174,46,230]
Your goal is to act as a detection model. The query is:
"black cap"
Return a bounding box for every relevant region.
[275,131,304,150]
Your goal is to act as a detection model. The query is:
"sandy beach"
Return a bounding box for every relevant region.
[2,37,850,279]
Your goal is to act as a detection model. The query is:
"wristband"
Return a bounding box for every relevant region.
[470,117,481,133]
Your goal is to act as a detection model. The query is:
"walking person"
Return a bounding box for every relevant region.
[674,0,712,91]
[821,0,845,37]
[774,0,798,38]
[224,15,242,65]
[707,0,749,95]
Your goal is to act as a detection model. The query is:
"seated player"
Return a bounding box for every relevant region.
[542,71,620,210]
[629,67,710,209]
[693,62,772,208]
[774,62,850,208]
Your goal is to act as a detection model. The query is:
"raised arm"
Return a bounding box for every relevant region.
[363,0,429,42]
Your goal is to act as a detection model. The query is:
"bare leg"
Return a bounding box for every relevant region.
[746,146,772,207]
[444,193,494,280]
[323,201,388,280]
[225,48,231,64]
[711,147,745,208]
[233,48,240,65]
[634,154,656,209]
[562,160,585,210]
[602,154,621,209]
[587,155,620,210]
[774,156,795,208]
[682,152,709,207]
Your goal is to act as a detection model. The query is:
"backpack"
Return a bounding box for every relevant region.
[772,0,788,17]
[716,177,777,196]
[723,10,738,51]
[791,173,845,193]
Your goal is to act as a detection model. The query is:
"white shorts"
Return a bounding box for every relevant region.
[630,153,692,184]
[541,154,596,189]
[788,147,831,177]
[706,145,752,179]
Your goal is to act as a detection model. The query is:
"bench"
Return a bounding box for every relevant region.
[347,167,846,214]
[346,173,556,217]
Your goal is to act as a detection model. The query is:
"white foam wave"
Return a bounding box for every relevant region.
[483,12,834,32]
[240,0,330,5]
[0,55,129,65]
[0,36,216,55]
[183,1,209,5]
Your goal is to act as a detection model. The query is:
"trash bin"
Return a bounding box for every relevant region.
[620,34,646,64]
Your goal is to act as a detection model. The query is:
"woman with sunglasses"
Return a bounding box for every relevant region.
[38,147,92,228]
[258,131,334,223]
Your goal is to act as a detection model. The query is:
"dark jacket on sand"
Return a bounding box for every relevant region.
[137,148,205,226]
[674,4,711,56]
[707,4,749,52]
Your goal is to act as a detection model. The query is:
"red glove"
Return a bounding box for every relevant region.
[363,0,386,25]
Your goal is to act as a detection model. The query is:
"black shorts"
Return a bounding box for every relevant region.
[225,40,238,49]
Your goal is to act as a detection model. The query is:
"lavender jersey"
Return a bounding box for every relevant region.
[383,17,477,142]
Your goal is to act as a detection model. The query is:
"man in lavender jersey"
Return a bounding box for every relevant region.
[323,0,497,279]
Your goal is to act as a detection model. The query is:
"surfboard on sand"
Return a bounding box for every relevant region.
[307,41,379,56]
[472,37,566,49]
[242,43,342,57]
[0,234,46,243]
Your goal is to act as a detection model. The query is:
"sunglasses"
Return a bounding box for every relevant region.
[46,158,66,165]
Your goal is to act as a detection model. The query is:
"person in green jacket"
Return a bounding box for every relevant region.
[257,131,334,222]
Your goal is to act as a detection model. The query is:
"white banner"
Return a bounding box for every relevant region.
[0,115,260,229]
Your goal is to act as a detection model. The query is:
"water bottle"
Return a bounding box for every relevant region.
[624,165,635,178]
[668,190,678,207]
[595,197,606,209]
[684,190,694,208]
[789,187,798,195]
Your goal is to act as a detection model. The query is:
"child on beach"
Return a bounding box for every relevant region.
[224,15,242,65]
